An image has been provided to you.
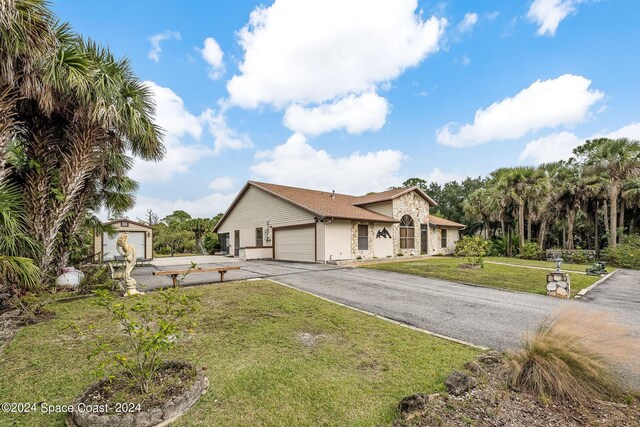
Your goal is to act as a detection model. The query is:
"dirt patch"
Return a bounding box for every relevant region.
[396,353,640,427]
[297,331,326,347]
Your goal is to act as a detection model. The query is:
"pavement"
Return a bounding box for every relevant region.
[132,258,640,386]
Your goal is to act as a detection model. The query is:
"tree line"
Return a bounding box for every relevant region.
[143,209,223,256]
[395,137,640,256]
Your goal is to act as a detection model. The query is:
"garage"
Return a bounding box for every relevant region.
[94,219,153,262]
[274,225,316,262]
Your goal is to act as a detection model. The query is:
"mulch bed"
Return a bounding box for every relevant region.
[81,362,197,414]
[396,353,640,427]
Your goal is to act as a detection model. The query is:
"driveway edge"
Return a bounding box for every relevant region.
[263,278,489,351]
[574,269,618,299]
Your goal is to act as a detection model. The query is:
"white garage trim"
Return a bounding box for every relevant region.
[273,224,316,262]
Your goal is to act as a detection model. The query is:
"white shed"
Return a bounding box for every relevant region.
[93,219,153,262]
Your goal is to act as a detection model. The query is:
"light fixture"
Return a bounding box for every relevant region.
[554,257,563,272]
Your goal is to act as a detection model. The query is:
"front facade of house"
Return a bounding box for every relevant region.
[214,181,464,263]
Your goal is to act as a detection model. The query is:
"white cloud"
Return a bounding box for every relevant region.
[436,74,604,147]
[251,133,406,195]
[459,55,471,66]
[126,192,236,221]
[199,37,225,79]
[457,13,478,33]
[527,0,586,36]
[420,168,467,185]
[148,31,181,63]
[131,82,251,182]
[227,0,446,109]
[596,122,640,141]
[283,92,389,135]
[200,109,253,155]
[519,131,582,164]
[209,176,236,191]
[519,122,640,165]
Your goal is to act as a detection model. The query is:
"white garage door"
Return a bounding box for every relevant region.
[274,226,315,262]
[103,232,146,260]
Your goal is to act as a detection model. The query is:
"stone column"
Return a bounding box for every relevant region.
[546,272,571,299]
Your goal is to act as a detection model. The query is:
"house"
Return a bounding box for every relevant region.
[213,181,465,263]
[93,219,154,262]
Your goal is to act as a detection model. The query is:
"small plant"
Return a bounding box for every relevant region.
[397,253,404,257]
[76,288,199,394]
[455,236,490,268]
[518,242,541,260]
[603,234,640,269]
[505,308,637,405]
[4,293,54,325]
[356,255,362,260]
[77,264,120,294]
[570,249,587,264]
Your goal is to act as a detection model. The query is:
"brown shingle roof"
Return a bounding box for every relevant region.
[250,181,398,222]
[351,186,437,206]
[429,215,466,229]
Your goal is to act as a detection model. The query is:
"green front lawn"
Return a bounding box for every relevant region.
[485,256,593,272]
[363,257,599,295]
[0,280,478,427]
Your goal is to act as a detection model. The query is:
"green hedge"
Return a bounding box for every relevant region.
[603,235,640,269]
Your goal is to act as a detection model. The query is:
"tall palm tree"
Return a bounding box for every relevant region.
[463,187,495,239]
[622,177,640,234]
[577,138,640,247]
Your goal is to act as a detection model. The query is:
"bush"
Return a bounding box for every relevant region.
[75,288,199,394]
[570,249,587,264]
[505,308,637,405]
[77,265,120,294]
[488,235,520,257]
[455,236,490,268]
[518,242,541,260]
[603,235,640,269]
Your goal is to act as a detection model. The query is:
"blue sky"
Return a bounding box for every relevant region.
[52,0,640,219]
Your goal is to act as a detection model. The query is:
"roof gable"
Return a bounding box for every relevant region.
[351,186,437,206]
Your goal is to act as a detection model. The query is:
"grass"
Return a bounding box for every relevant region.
[506,307,638,405]
[0,280,479,427]
[153,252,203,258]
[485,256,594,272]
[362,257,599,295]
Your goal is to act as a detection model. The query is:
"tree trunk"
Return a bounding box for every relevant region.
[518,202,525,249]
[538,219,547,250]
[507,226,513,257]
[567,207,577,250]
[603,200,609,233]
[594,201,600,256]
[619,199,625,240]
[484,219,490,240]
[610,184,618,247]
[562,219,566,249]
[527,219,532,243]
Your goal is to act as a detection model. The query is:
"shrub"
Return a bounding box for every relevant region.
[77,265,120,294]
[4,293,54,325]
[76,288,199,394]
[488,235,520,257]
[603,234,640,269]
[505,308,637,405]
[455,236,490,268]
[518,242,541,260]
[570,249,587,264]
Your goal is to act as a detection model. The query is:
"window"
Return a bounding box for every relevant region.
[120,221,129,227]
[400,215,415,249]
[256,227,263,247]
[358,224,368,250]
[441,229,447,248]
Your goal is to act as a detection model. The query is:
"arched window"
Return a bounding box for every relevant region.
[400,215,415,249]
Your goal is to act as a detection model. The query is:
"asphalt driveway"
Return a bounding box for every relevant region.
[134,260,639,351]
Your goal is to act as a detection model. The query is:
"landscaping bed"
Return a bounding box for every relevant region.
[0,280,479,426]
[362,257,599,295]
[395,352,640,427]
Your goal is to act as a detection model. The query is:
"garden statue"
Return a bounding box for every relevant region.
[116,233,144,296]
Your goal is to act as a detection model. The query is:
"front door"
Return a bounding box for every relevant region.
[420,224,428,253]
[234,230,240,257]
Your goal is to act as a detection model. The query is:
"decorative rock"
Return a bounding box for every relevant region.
[556,287,568,297]
[444,370,477,396]
[398,393,429,417]
[464,360,481,375]
[477,351,502,365]
[546,272,571,299]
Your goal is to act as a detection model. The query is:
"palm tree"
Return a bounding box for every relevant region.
[463,188,495,239]
[0,182,41,293]
[622,177,640,234]
[577,138,640,247]
[548,160,587,250]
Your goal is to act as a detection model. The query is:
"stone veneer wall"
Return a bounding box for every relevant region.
[351,221,376,259]
[392,192,430,256]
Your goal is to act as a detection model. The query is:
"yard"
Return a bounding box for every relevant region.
[0,280,478,427]
[363,256,600,295]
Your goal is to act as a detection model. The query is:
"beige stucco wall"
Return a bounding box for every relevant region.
[429,226,460,255]
[239,246,274,260]
[391,192,430,256]
[350,221,394,259]
[324,220,351,261]
[316,221,326,262]
[360,200,393,217]
[217,186,315,256]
